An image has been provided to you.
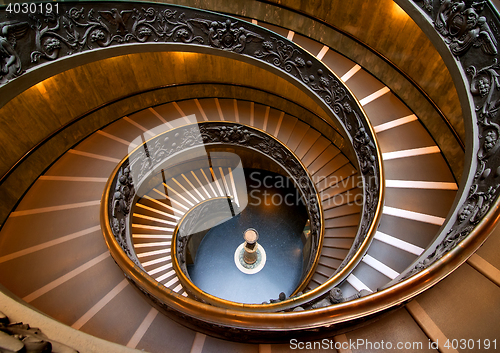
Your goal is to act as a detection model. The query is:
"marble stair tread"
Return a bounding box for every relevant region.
[286,120,310,151]
[324,227,358,239]
[11,179,104,211]
[196,98,224,121]
[307,144,341,175]
[262,107,283,136]
[100,118,145,144]
[366,239,419,274]
[152,102,189,128]
[135,311,196,353]
[362,91,414,127]
[175,99,211,123]
[321,187,362,210]
[320,48,357,78]
[324,214,361,228]
[300,136,331,167]
[292,33,324,57]
[43,152,117,178]
[350,261,387,291]
[321,247,349,260]
[126,108,172,135]
[315,166,359,192]
[318,255,343,270]
[0,229,107,299]
[252,103,268,130]
[324,203,362,219]
[320,178,360,201]
[218,98,240,123]
[30,256,125,326]
[276,114,298,143]
[345,68,387,100]
[384,188,457,218]
[310,268,330,284]
[383,153,456,183]
[72,131,132,159]
[0,205,101,257]
[312,154,350,182]
[377,121,438,153]
[322,237,357,249]
[78,283,154,346]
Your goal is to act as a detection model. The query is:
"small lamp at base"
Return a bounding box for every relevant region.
[243,228,259,264]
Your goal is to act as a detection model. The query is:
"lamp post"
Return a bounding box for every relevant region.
[243,228,259,265]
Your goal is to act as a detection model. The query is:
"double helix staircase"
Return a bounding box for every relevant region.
[0,99,454,352]
[0,1,499,352]
[0,93,362,344]
[99,97,363,298]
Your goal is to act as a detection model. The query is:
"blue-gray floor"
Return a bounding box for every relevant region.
[188,169,308,304]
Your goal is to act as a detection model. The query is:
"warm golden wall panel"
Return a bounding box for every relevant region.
[0,52,333,176]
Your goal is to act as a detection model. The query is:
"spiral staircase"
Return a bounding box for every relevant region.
[0,1,499,352]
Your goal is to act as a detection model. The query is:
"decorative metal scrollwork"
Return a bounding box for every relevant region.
[255,37,313,83]
[109,165,138,263]
[0,4,269,81]
[175,197,235,281]
[434,0,498,56]
[0,21,29,84]
[190,18,264,52]
[106,122,324,279]
[4,2,382,296]
[399,0,500,280]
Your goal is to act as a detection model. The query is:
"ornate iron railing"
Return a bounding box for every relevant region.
[96,0,500,335]
[173,197,236,281]
[4,0,386,338]
[103,121,331,310]
[2,1,383,302]
[381,0,500,285]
